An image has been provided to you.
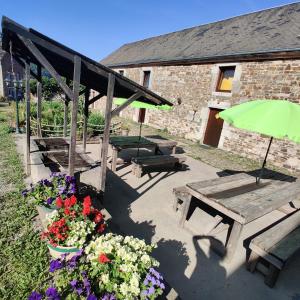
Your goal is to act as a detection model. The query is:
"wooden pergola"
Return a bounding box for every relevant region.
[1,16,172,193]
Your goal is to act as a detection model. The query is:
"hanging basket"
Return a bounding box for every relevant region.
[47,243,81,259]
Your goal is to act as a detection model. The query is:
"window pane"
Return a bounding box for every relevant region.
[218,67,235,92]
[143,71,151,88]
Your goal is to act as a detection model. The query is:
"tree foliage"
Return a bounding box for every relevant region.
[30,77,62,100]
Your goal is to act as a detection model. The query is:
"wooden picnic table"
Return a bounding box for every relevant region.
[101,136,177,172]
[181,173,300,261]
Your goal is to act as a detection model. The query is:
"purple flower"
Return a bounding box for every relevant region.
[28,291,43,300]
[87,294,98,300]
[148,286,155,295]
[58,185,66,195]
[160,283,165,289]
[45,287,60,300]
[70,279,78,288]
[22,189,28,197]
[49,259,63,273]
[101,293,116,300]
[46,197,54,205]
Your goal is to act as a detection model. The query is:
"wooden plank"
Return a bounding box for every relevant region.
[252,210,300,254]
[239,183,300,223]
[68,55,81,176]
[99,73,115,192]
[225,221,243,261]
[63,78,70,137]
[25,61,31,175]
[179,194,192,227]
[265,265,280,287]
[111,147,118,172]
[190,177,257,196]
[82,88,90,152]
[111,91,144,117]
[36,64,42,137]
[88,92,104,106]
[185,185,246,223]
[132,155,186,166]
[18,34,74,100]
[268,227,300,262]
[187,173,251,192]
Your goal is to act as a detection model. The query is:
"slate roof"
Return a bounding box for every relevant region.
[101,3,300,67]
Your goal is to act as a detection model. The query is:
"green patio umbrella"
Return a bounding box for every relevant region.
[218,99,300,183]
[114,98,172,155]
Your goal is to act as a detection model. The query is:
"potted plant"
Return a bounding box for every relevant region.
[29,234,165,300]
[41,195,106,259]
[22,173,76,216]
[85,233,165,299]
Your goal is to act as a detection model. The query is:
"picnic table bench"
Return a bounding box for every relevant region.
[178,173,300,261]
[101,136,177,172]
[248,210,300,287]
[132,154,186,177]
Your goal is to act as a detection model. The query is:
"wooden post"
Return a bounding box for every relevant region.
[99,73,115,192]
[37,65,42,137]
[64,79,70,137]
[68,56,81,176]
[82,88,90,152]
[25,61,31,175]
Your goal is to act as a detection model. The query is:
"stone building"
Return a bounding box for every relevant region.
[98,3,300,172]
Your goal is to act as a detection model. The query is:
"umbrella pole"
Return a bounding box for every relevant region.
[256,137,273,184]
[137,122,143,157]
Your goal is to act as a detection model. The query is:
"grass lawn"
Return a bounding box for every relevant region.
[0,104,48,299]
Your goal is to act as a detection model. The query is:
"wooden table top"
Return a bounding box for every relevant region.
[108,136,157,149]
[186,173,300,224]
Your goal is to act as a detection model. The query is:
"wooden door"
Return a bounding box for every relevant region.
[203,108,224,147]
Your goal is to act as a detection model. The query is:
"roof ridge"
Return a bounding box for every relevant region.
[121,2,299,48]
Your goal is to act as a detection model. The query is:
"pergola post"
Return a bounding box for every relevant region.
[64,79,70,137]
[68,55,81,176]
[25,61,31,175]
[82,88,90,153]
[36,65,42,137]
[99,74,115,193]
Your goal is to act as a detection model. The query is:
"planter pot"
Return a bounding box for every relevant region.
[36,205,57,230]
[121,129,129,136]
[47,244,81,259]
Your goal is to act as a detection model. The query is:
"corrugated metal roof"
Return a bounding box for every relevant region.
[101,3,300,67]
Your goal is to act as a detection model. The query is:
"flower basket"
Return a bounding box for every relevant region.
[47,243,81,259]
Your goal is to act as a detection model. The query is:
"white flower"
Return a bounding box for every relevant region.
[101,273,109,284]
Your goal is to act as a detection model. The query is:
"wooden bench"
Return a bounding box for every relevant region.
[132,154,187,178]
[248,210,300,287]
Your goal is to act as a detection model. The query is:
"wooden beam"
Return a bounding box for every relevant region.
[63,78,70,137]
[17,34,74,100]
[111,91,143,118]
[37,65,42,137]
[99,73,115,192]
[88,92,104,106]
[68,56,81,176]
[25,61,31,175]
[82,88,90,153]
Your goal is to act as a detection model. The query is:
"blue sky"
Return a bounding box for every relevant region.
[0,0,297,61]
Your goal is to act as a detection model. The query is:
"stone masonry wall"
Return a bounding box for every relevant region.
[95,59,300,172]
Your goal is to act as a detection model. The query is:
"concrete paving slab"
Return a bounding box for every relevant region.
[81,143,300,300]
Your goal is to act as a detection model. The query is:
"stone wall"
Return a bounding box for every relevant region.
[95,59,300,171]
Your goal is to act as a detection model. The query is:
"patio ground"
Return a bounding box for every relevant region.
[77,142,300,300]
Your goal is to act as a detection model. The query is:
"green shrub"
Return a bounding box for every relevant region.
[88,111,105,127]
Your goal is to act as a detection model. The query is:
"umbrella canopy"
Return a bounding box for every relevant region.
[114,98,173,110]
[218,99,300,183]
[218,100,300,143]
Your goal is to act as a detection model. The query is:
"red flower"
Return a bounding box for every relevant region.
[64,208,71,215]
[70,195,77,206]
[97,223,106,233]
[56,197,63,208]
[94,211,103,224]
[83,206,90,216]
[98,253,110,264]
[83,195,92,207]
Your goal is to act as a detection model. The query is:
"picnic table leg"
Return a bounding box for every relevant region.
[111,147,118,172]
[172,146,176,154]
[225,221,243,261]
[179,194,192,227]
